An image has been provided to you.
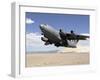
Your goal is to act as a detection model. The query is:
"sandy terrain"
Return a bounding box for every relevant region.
[26,47,89,67]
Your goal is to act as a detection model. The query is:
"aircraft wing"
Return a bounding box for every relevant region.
[66,33,89,40]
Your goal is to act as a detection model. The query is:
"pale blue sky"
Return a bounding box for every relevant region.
[26,12,89,34]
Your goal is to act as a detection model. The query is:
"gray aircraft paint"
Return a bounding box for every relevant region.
[40,24,61,43]
[39,24,83,47]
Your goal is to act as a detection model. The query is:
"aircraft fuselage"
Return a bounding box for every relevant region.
[39,24,89,48]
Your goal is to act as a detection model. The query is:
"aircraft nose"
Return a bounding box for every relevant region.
[39,24,44,29]
[39,24,46,30]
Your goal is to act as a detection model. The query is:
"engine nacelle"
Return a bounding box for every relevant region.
[41,37,48,42]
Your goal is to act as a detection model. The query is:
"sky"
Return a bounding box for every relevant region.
[25,12,89,52]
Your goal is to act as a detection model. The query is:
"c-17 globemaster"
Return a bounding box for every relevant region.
[39,24,89,48]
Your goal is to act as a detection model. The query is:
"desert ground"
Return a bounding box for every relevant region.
[25,46,89,67]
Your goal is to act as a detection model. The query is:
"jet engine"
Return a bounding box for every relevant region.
[41,37,48,42]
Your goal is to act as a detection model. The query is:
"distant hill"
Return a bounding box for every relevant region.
[26,50,59,54]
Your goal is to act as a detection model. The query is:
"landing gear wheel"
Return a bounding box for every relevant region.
[55,43,60,47]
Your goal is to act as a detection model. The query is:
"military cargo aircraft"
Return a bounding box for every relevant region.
[39,24,89,48]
